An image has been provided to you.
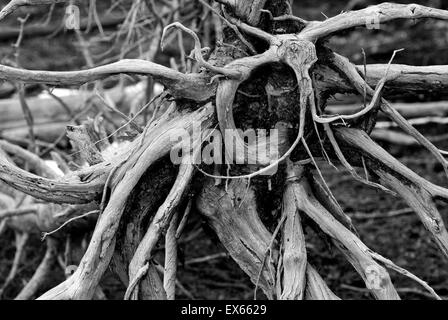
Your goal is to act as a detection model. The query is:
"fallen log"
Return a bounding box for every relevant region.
[0,82,146,143]
[326,101,448,119]
[371,129,418,146]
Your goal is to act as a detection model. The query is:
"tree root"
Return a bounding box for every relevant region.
[127,159,196,299]
[38,103,214,299]
[280,164,307,300]
[330,52,448,178]
[287,164,400,299]
[0,60,214,101]
[336,127,448,258]
[2,0,448,301]
[196,178,277,299]
[164,210,179,300]
[302,3,448,41]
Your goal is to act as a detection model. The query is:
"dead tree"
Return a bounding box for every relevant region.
[1,0,448,300]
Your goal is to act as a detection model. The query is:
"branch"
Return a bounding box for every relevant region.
[218,0,267,26]
[164,210,179,300]
[39,103,214,299]
[0,0,67,21]
[0,206,37,221]
[0,60,214,101]
[289,165,400,299]
[0,149,108,204]
[0,231,29,297]
[329,53,448,177]
[308,174,356,232]
[127,159,195,299]
[335,127,448,258]
[335,127,448,200]
[370,251,441,299]
[323,52,448,96]
[162,22,241,78]
[357,64,448,95]
[326,101,448,120]
[302,3,448,41]
[196,178,277,299]
[315,62,448,98]
[0,140,61,179]
[5,202,97,235]
[280,164,307,300]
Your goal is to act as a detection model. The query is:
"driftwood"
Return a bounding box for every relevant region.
[197,178,277,299]
[1,0,448,301]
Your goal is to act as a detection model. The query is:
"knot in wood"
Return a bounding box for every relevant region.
[277,38,317,68]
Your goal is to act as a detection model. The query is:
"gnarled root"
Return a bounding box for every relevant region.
[164,211,179,300]
[286,164,400,300]
[302,3,448,41]
[127,159,196,299]
[330,52,448,178]
[38,102,214,299]
[279,163,307,300]
[335,127,448,258]
[196,178,277,299]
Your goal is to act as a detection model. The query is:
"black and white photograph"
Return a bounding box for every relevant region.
[0,0,448,304]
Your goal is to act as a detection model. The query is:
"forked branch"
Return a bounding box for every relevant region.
[302,3,448,41]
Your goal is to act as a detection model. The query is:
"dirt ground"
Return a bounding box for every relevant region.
[1,0,448,300]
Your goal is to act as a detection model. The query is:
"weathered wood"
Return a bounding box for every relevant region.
[290,171,400,300]
[38,103,214,299]
[305,265,340,300]
[336,127,448,258]
[280,175,307,300]
[327,101,448,119]
[197,178,277,299]
[2,0,448,302]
